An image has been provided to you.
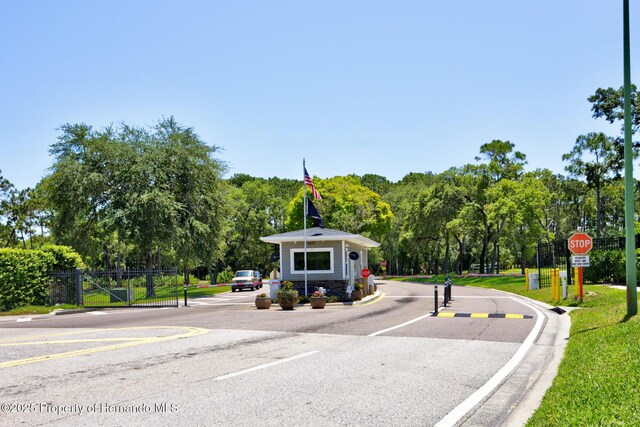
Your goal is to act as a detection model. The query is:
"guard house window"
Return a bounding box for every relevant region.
[290,248,334,274]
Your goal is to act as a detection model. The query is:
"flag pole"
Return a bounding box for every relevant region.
[303,159,308,297]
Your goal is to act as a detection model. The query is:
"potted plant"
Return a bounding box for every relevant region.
[310,290,327,309]
[277,281,299,310]
[255,293,271,309]
[352,282,364,301]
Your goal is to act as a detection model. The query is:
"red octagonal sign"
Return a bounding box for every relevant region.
[568,232,593,255]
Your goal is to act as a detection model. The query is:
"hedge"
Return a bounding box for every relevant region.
[0,245,84,311]
[582,249,640,284]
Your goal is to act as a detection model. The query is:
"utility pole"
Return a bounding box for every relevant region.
[623,0,638,315]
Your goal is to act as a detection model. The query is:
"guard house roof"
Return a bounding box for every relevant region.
[260,227,380,248]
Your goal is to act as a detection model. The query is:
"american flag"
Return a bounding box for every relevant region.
[304,167,322,200]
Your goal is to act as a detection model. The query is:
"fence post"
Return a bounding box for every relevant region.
[74,268,82,306]
[536,243,541,284]
[565,241,571,289]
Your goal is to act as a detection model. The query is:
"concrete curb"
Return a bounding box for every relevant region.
[461,292,572,426]
[322,290,383,307]
[50,308,98,316]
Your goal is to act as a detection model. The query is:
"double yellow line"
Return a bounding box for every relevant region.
[0,326,207,369]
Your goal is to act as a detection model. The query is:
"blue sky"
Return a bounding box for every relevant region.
[0,1,635,190]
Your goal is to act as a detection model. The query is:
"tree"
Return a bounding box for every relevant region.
[359,174,392,196]
[404,172,466,274]
[475,140,527,181]
[285,175,393,241]
[562,133,619,238]
[44,118,228,286]
[0,171,15,246]
[589,84,640,134]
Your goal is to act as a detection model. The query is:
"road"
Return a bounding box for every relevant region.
[0,280,569,426]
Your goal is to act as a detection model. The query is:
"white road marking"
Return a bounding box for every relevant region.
[367,312,436,337]
[16,318,32,323]
[434,296,544,427]
[384,295,511,299]
[88,311,107,315]
[214,351,319,381]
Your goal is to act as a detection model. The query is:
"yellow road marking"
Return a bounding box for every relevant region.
[505,314,525,319]
[359,292,385,306]
[437,312,456,317]
[435,312,533,319]
[0,326,207,369]
[0,338,146,346]
[0,328,118,344]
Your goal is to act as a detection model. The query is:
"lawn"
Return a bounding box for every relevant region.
[0,282,232,314]
[392,275,640,426]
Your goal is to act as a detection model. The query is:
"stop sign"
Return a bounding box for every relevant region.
[361,268,371,278]
[568,232,593,255]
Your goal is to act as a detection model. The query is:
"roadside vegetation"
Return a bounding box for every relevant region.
[0,283,231,315]
[394,275,640,426]
[2,84,640,283]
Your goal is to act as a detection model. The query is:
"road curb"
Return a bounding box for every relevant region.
[322,290,383,307]
[50,308,98,316]
[461,292,572,426]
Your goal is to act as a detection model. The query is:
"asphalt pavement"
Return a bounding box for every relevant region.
[0,279,570,426]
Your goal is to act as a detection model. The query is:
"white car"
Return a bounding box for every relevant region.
[231,270,262,292]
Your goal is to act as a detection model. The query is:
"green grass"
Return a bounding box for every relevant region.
[183,284,231,298]
[392,275,640,426]
[0,304,81,316]
[82,282,232,306]
[394,274,575,306]
[527,286,640,426]
[1,282,232,313]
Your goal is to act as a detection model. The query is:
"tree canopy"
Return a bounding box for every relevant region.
[5,83,639,278]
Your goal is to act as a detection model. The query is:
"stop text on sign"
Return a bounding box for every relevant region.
[569,240,591,249]
[567,232,593,255]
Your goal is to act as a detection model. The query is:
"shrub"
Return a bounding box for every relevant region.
[583,250,626,284]
[41,245,85,271]
[327,295,339,303]
[0,248,55,310]
[217,269,234,284]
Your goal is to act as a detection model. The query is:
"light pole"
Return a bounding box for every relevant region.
[623,0,638,315]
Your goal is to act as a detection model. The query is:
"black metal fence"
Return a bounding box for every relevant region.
[537,241,571,289]
[536,234,640,288]
[49,268,180,308]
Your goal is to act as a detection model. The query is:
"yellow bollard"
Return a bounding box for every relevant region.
[574,267,580,298]
[551,268,560,302]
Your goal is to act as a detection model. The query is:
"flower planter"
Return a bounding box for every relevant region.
[310,297,327,309]
[351,289,363,301]
[277,282,298,310]
[255,297,272,309]
[278,299,298,310]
